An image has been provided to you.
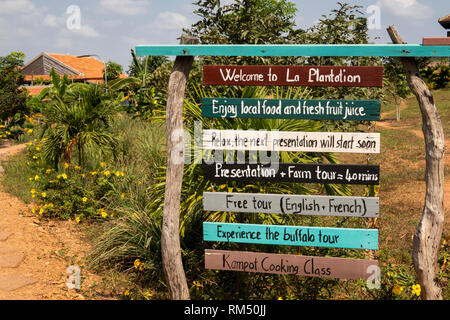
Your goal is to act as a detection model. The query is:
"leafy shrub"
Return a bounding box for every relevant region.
[421,65,450,90]
[25,138,128,222]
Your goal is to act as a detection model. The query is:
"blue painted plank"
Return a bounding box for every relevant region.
[203,222,378,250]
[202,97,381,120]
[136,44,450,57]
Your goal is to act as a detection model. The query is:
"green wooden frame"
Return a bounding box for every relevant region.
[136,44,450,57]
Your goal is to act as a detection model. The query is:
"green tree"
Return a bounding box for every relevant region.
[109,50,170,120]
[0,52,28,129]
[40,82,119,169]
[104,61,123,81]
[127,49,168,78]
[186,0,304,65]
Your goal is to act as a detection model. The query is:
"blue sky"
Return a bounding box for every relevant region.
[0,0,448,72]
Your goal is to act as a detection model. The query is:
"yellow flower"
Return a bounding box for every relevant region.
[101,211,108,218]
[90,171,97,176]
[41,192,46,198]
[411,284,421,297]
[33,156,38,160]
[61,173,68,179]
[100,162,106,168]
[121,193,125,199]
[82,197,88,203]
[35,147,40,151]
[34,175,39,180]
[74,165,81,170]
[392,284,404,295]
[103,170,111,176]
[120,171,125,177]
[124,290,130,296]
[277,297,283,300]
[28,177,33,181]
[134,259,141,269]
[115,171,120,177]
[81,173,85,178]
[30,189,36,194]
[64,163,70,168]
[39,208,44,215]
[27,129,33,134]
[47,203,54,208]
[46,169,52,174]
[75,217,81,224]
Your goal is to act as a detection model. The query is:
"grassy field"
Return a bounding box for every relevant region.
[337,88,449,298]
[1,89,448,300]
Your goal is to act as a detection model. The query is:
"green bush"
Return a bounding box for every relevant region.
[421,65,450,90]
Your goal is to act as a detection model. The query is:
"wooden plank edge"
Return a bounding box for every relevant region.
[205,249,378,280]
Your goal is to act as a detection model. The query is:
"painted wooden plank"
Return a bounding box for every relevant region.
[203,130,380,153]
[422,37,450,46]
[203,162,380,185]
[203,222,378,250]
[205,249,378,280]
[135,44,450,57]
[203,192,379,218]
[202,97,381,121]
[203,65,383,87]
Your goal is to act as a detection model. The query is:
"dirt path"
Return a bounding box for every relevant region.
[375,104,450,237]
[376,105,450,209]
[0,143,109,300]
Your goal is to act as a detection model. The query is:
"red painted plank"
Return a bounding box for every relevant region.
[205,249,378,280]
[422,37,450,46]
[203,65,383,87]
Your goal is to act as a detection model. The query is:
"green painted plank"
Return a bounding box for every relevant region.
[136,44,450,57]
[202,97,380,121]
[203,222,378,250]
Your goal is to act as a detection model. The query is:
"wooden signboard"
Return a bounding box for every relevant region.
[422,37,450,46]
[203,222,378,250]
[202,97,381,121]
[203,65,383,87]
[203,192,379,218]
[205,249,378,280]
[203,130,380,153]
[203,162,380,185]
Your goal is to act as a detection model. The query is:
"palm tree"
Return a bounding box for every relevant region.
[40,82,119,169]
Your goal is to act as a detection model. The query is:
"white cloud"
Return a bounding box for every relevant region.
[43,14,63,28]
[376,0,433,19]
[99,0,150,15]
[59,24,101,39]
[0,0,36,14]
[121,36,149,46]
[154,11,189,31]
[56,37,73,49]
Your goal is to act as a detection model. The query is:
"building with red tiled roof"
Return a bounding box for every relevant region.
[21,52,126,95]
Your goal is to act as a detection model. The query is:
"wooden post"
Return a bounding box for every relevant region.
[161,34,198,300]
[387,25,445,300]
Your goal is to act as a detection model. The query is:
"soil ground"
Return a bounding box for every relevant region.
[0,142,115,300]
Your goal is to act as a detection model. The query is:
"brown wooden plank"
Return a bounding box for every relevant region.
[422,37,450,46]
[203,65,383,87]
[205,249,378,280]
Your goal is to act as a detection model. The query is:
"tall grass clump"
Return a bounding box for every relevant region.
[88,85,368,299]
